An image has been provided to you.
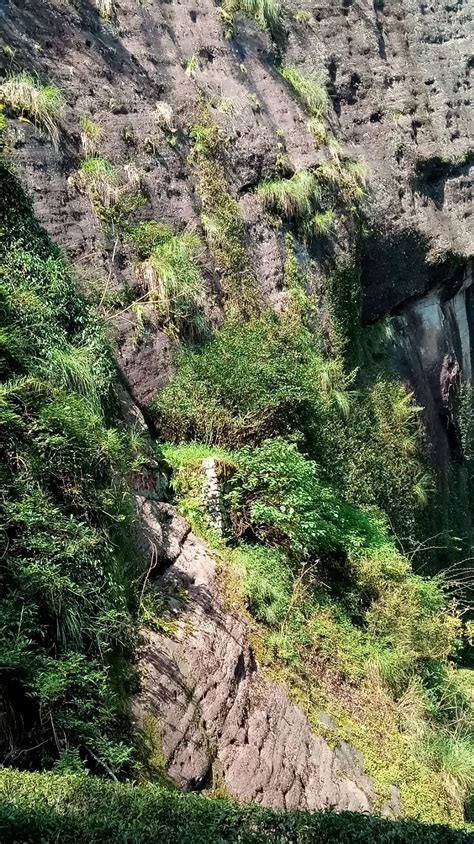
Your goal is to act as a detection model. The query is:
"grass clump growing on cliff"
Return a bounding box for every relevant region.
[80,115,103,157]
[280,65,328,117]
[96,0,115,20]
[73,157,144,233]
[126,220,207,339]
[0,71,64,148]
[189,113,259,315]
[221,0,280,37]
[256,169,320,218]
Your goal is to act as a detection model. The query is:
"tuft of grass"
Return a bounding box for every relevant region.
[80,115,103,158]
[0,72,64,148]
[154,102,175,132]
[256,169,320,218]
[73,158,143,231]
[307,116,327,145]
[239,0,280,27]
[424,732,474,806]
[280,65,328,118]
[221,0,280,37]
[184,55,199,78]
[126,221,207,339]
[294,8,312,23]
[96,0,115,20]
[310,209,336,235]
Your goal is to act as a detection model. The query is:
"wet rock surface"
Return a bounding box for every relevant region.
[133,502,396,813]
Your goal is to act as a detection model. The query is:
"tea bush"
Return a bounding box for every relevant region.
[0,769,471,843]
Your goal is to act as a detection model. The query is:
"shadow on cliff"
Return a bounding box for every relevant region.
[0,0,164,100]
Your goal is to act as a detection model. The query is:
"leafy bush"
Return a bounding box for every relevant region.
[0,71,64,148]
[226,437,372,559]
[0,161,138,773]
[153,312,350,447]
[0,769,471,843]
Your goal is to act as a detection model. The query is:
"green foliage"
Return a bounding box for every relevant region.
[184,54,199,78]
[0,769,471,842]
[256,169,320,218]
[153,311,350,447]
[423,732,474,806]
[320,376,432,542]
[189,113,259,315]
[0,71,64,148]
[310,209,336,235]
[280,65,328,117]
[0,161,138,774]
[294,8,312,23]
[227,437,376,559]
[126,221,207,338]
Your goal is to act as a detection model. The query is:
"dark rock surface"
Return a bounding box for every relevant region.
[2,0,472,403]
[133,501,397,813]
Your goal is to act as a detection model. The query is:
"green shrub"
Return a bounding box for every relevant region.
[153,312,350,447]
[226,437,374,559]
[0,71,64,148]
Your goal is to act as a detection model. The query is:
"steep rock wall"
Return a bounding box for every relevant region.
[1,0,472,406]
[133,499,401,815]
[0,0,472,816]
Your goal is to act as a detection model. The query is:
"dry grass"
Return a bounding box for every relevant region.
[96,0,115,20]
[75,158,141,211]
[154,102,175,132]
[0,72,64,148]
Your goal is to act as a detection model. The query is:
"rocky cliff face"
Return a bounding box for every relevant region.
[133,499,401,816]
[1,0,472,817]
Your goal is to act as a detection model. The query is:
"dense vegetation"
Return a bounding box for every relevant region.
[0,25,473,840]
[156,117,474,827]
[1,769,472,844]
[0,160,141,776]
